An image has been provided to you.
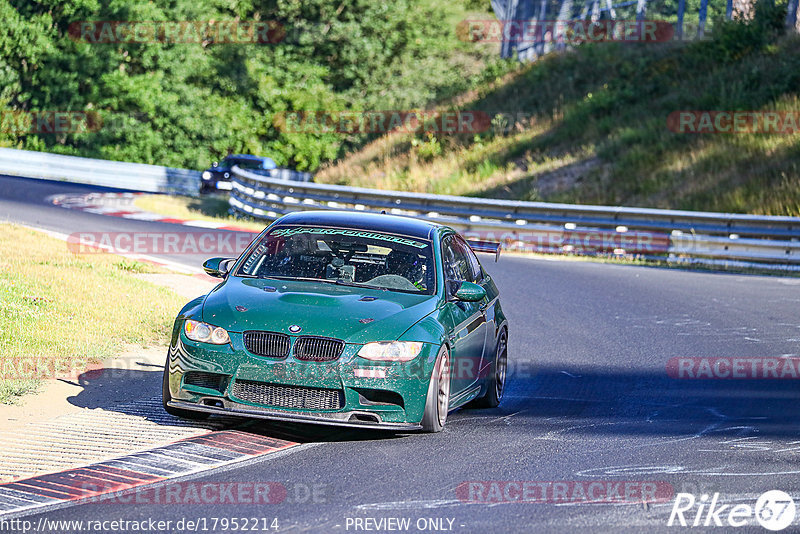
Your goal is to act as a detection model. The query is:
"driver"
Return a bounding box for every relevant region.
[385,250,425,289]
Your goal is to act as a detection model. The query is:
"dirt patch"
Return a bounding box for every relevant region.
[0,273,218,429]
[0,344,167,435]
[479,156,604,200]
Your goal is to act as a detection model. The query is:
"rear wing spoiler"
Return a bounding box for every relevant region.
[466,240,501,262]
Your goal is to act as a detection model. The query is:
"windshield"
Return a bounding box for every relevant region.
[222,156,263,169]
[236,225,436,295]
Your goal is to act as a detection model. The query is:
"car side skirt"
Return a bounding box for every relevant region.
[448,384,482,409]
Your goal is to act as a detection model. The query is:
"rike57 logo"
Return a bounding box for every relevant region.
[668,490,796,531]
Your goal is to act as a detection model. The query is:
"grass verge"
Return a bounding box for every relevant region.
[317,8,800,216]
[0,224,187,404]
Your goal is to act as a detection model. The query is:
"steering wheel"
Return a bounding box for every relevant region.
[365,274,419,291]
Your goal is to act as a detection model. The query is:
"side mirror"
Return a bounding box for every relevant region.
[454,281,486,302]
[203,257,234,278]
[212,161,219,168]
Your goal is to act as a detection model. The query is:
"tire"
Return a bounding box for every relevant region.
[421,345,450,433]
[162,356,210,420]
[471,328,507,409]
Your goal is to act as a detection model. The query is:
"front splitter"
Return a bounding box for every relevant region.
[168,399,421,431]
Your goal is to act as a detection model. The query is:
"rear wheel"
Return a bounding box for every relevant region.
[472,328,507,408]
[162,356,210,420]
[421,346,450,433]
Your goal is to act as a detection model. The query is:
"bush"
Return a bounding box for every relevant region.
[0,0,501,171]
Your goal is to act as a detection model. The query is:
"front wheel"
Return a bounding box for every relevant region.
[472,328,507,408]
[162,356,210,420]
[421,345,450,433]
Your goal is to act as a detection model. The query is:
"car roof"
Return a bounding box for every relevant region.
[225,154,264,161]
[272,210,450,240]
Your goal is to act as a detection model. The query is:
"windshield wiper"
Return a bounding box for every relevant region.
[264,275,385,290]
[260,275,324,282]
[333,279,386,290]
[258,275,386,290]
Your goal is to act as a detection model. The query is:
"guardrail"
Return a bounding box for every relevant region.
[1,147,796,270]
[0,147,312,195]
[229,165,800,270]
[270,168,313,182]
[0,147,200,195]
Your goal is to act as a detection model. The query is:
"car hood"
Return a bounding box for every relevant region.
[201,277,439,344]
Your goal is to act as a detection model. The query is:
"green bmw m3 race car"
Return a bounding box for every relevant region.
[162,210,508,432]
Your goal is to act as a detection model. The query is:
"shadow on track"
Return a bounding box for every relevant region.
[451,363,800,440]
[64,364,406,443]
[65,360,800,446]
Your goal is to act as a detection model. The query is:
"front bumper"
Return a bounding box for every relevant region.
[167,333,438,427]
[167,398,421,430]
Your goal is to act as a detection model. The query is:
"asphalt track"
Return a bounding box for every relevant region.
[2,175,800,533]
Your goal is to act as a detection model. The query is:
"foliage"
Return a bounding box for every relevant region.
[0,0,503,170]
[319,3,800,215]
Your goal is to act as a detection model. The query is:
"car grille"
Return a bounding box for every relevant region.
[243,331,290,358]
[183,371,226,392]
[294,336,345,362]
[232,380,344,410]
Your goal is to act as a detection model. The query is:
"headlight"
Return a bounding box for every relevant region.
[184,319,230,344]
[201,171,211,180]
[358,341,423,362]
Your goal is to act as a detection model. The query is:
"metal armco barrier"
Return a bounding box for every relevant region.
[1,147,796,270]
[230,166,800,270]
[270,167,313,182]
[0,147,312,195]
[0,147,200,195]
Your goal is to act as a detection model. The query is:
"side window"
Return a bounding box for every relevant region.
[455,236,483,283]
[239,160,262,170]
[442,236,472,296]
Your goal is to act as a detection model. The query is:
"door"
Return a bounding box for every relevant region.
[441,235,488,395]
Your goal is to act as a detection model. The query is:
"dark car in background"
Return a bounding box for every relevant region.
[200,154,277,193]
